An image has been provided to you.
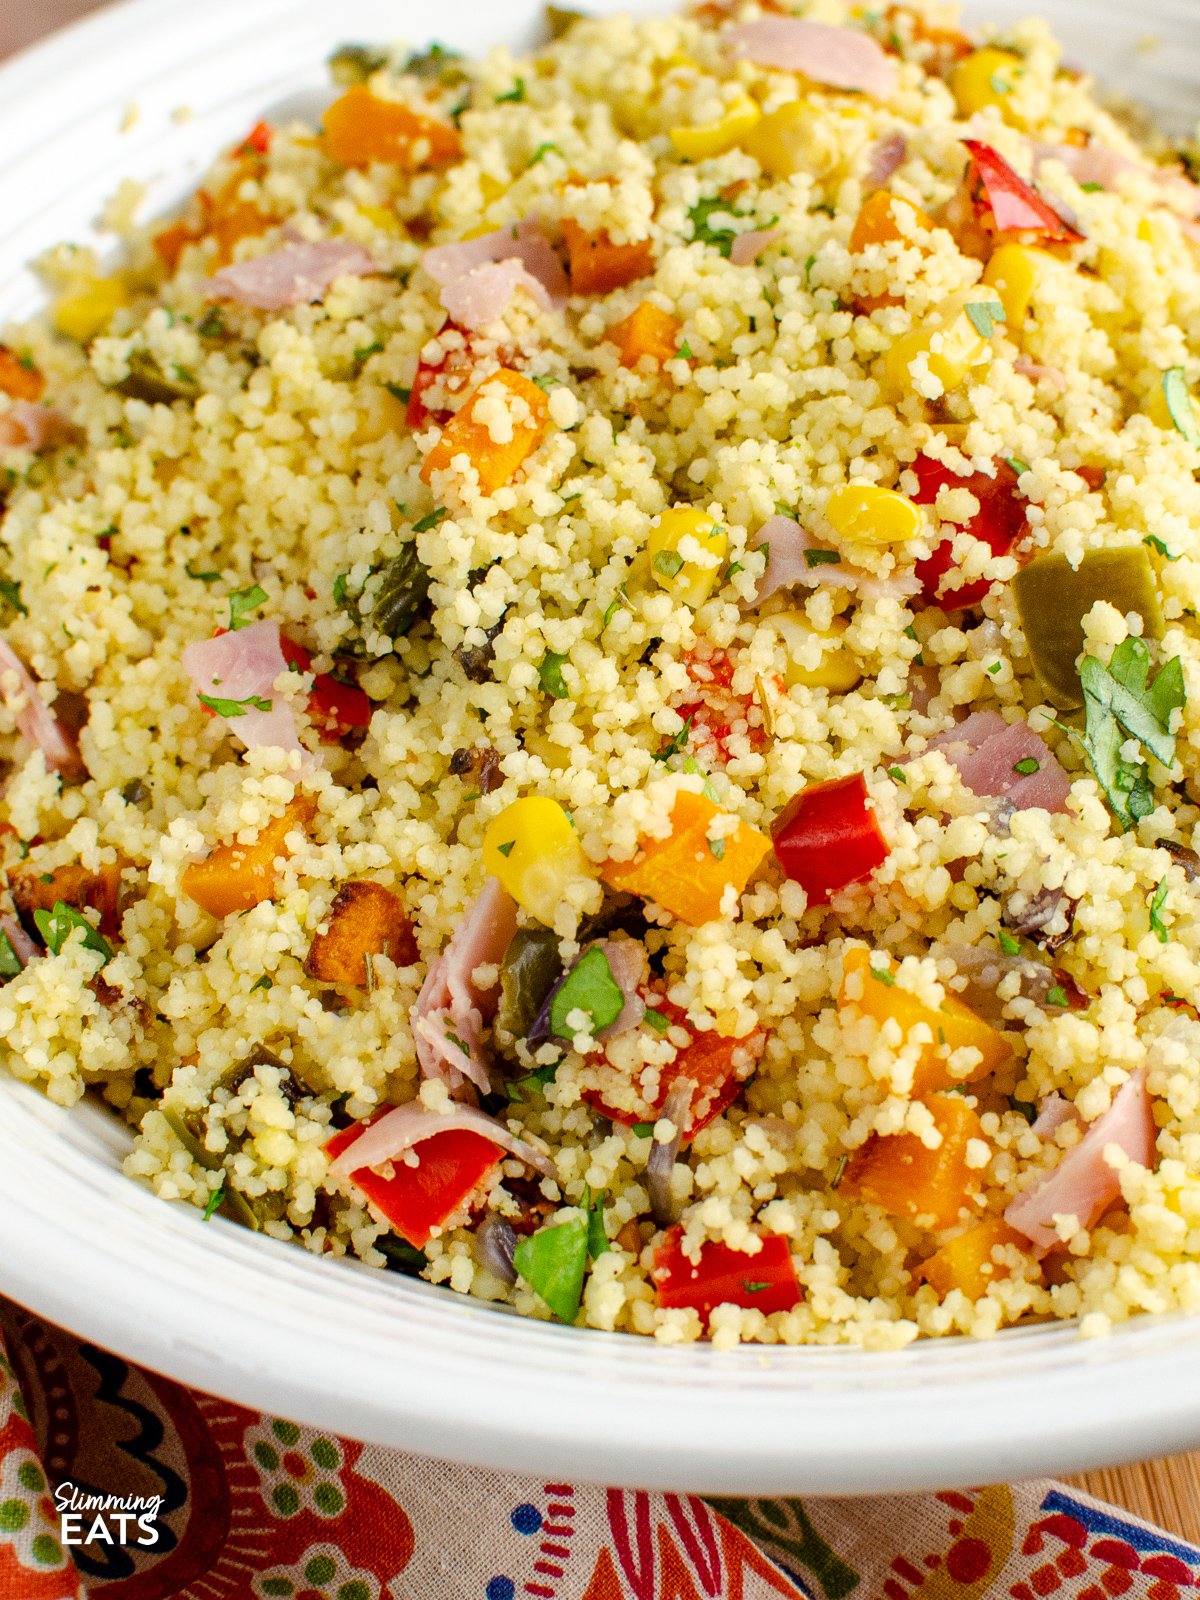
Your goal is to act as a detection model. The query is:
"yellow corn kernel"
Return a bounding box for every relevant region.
[769,610,861,691]
[884,289,1004,396]
[950,48,1025,121]
[648,506,727,608]
[826,484,923,548]
[358,203,403,235]
[982,243,1045,328]
[482,797,596,927]
[1148,371,1200,442]
[670,95,761,161]
[743,100,838,180]
[53,276,130,343]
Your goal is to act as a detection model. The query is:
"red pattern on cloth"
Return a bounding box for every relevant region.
[1,1298,1197,1600]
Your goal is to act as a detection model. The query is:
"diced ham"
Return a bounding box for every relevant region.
[325,1097,556,1181]
[0,912,37,967]
[1032,140,1142,192]
[411,876,519,1094]
[740,513,919,611]
[0,637,79,774]
[726,18,898,98]
[421,218,568,329]
[1031,1093,1079,1138]
[182,620,307,758]
[926,710,1072,814]
[202,239,380,310]
[729,226,782,266]
[864,131,908,191]
[1014,355,1067,394]
[940,941,1066,1023]
[1005,1069,1156,1254]
[0,402,75,453]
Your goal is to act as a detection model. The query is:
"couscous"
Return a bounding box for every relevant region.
[1,0,1199,1347]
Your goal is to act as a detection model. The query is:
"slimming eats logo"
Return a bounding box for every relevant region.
[53,1482,164,1548]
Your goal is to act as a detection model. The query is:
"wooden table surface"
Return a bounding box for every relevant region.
[7,0,1200,1554]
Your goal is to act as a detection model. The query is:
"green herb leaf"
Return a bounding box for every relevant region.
[676,340,694,360]
[227,583,267,631]
[1045,985,1069,1008]
[965,299,1007,339]
[0,929,23,979]
[197,308,225,339]
[33,900,112,963]
[496,840,515,858]
[198,692,273,717]
[631,1121,655,1137]
[412,507,448,534]
[385,383,412,404]
[687,195,751,259]
[332,572,350,606]
[888,765,906,784]
[742,1280,770,1293]
[643,1006,670,1033]
[998,929,1021,956]
[987,661,1002,675]
[804,548,841,567]
[496,77,526,103]
[250,975,273,992]
[1013,756,1040,775]
[1006,457,1030,476]
[539,650,570,699]
[1161,368,1200,447]
[869,964,895,986]
[653,549,684,579]
[444,1029,471,1057]
[602,590,626,628]
[185,562,221,583]
[550,946,624,1038]
[1079,181,1103,193]
[1074,640,1186,829]
[804,253,817,285]
[707,835,726,861]
[1149,878,1171,943]
[0,575,26,615]
[1144,535,1179,561]
[354,340,383,365]
[530,373,561,391]
[652,713,694,763]
[584,1184,609,1259]
[202,1183,226,1222]
[527,141,560,167]
[512,1214,588,1322]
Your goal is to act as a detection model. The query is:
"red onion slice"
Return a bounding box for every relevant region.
[472,1210,519,1284]
[645,1077,694,1228]
[0,637,79,773]
[327,1098,556,1181]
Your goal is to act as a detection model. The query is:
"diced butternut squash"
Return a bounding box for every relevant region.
[608,302,681,368]
[304,880,419,986]
[841,1093,987,1231]
[420,368,550,494]
[918,1216,1031,1299]
[601,789,771,926]
[152,220,198,274]
[848,192,934,312]
[840,946,1011,1094]
[562,219,653,296]
[181,795,316,919]
[0,346,44,403]
[321,85,461,170]
[11,860,124,939]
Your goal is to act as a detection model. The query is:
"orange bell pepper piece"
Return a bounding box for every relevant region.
[607,302,681,368]
[918,1215,1032,1299]
[601,789,772,926]
[181,795,316,919]
[420,368,550,494]
[304,880,419,987]
[562,219,653,295]
[841,1093,987,1231]
[848,191,934,312]
[840,946,1010,1095]
[0,346,44,403]
[321,85,461,170]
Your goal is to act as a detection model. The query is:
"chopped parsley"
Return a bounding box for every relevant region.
[250,975,273,992]
[202,1184,226,1222]
[550,946,624,1039]
[530,373,561,391]
[445,1030,471,1057]
[631,1121,655,1137]
[1161,368,1200,447]
[998,929,1021,957]
[1013,756,1040,775]
[385,383,412,404]
[1006,457,1030,477]
[527,141,560,167]
[412,506,448,534]
[0,575,26,615]
[707,835,726,861]
[1144,535,1180,561]
[197,308,225,339]
[676,340,694,360]
[643,1007,670,1033]
[227,583,267,631]
[804,548,842,567]
[33,900,112,964]
[652,713,694,763]
[354,339,383,364]
[1070,638,1186,831]
[602,588,628,629]
[653,549,685,579]
[687,195,751,259]
[332,572,350,606]
[742,1280,770,1294]
[1149,878,1171,943]
[1045,985,1069,1008]
[512,1212,591,1322]
[869,964,895,987]
[185,562,221,583]
[495,77,526,103]
[584,1183,609,1260]
[888,766,906,784]
[198,692,273,717]
[539,650,570,699]
[496,840,515,858]
[0,929,23,979]
[987,661,1003,675]
[1079,180,1103,193]
[965,299,1007,339]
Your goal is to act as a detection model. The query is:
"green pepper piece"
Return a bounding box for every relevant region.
[371,544,433,640]
[217,1185,287,1231]
[402,43,467,83]
[217,1044,308,1104]
[160,1105,223,1171]
[1012,547,1163,709]
[545,5,586,38]
[114,352,198,405]
[328,43,390,86]
[496,928,562,1039]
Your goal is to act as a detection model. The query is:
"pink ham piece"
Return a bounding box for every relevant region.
[925,709,1072,814]
[864,131,908,191]
[729,226,782,267]
[0,402,75,453]
[1014,356,1067,394]
[182,620,307,759]
[202,239,379,310]
[1032,140,1142,192]
[1031,1093,1079,1139]
[726,18,898,98]
[0,912,37,968]
[0,637,79,774]
[412,876,519,1094]
[1005,1069,1156,1255]
[421,219,568,329]
[326,1097,556,1181]
[741,513,919,610]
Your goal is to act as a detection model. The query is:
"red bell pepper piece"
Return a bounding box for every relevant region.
[279,637,371,742]
[325,1118,502,1249]
[962,140,1084,244]
[237,121,273,156]
[771,772,889,905]
[653,1226,801,1322]
[584,999,764,1138]
[911,454,1026,609]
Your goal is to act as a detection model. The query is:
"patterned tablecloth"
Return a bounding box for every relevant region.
[1,1299,1196,1600]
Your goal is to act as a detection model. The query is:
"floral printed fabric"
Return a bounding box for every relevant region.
[1,1298,1197,1600]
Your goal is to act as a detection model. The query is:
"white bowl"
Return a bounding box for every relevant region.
[2,0,1200,1496]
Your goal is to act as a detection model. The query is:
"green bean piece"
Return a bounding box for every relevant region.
[160,1105,223,1171]
[328,43,390,86]
[114,352,198,405]
[372,544,433,640]
[545,5,586,38]
[1012,546,1163,709]
[496,928,562,1039]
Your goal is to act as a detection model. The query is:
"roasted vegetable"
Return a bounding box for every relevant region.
[496,927,563,1038]
[421,369,550,494]
[328,43,390,86]
[602,790,771,926]
[115,351,198,405]
[180,795,316,919]
[304,881,420,986]
[840,1094,986,1231]
[371,544,433,639]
